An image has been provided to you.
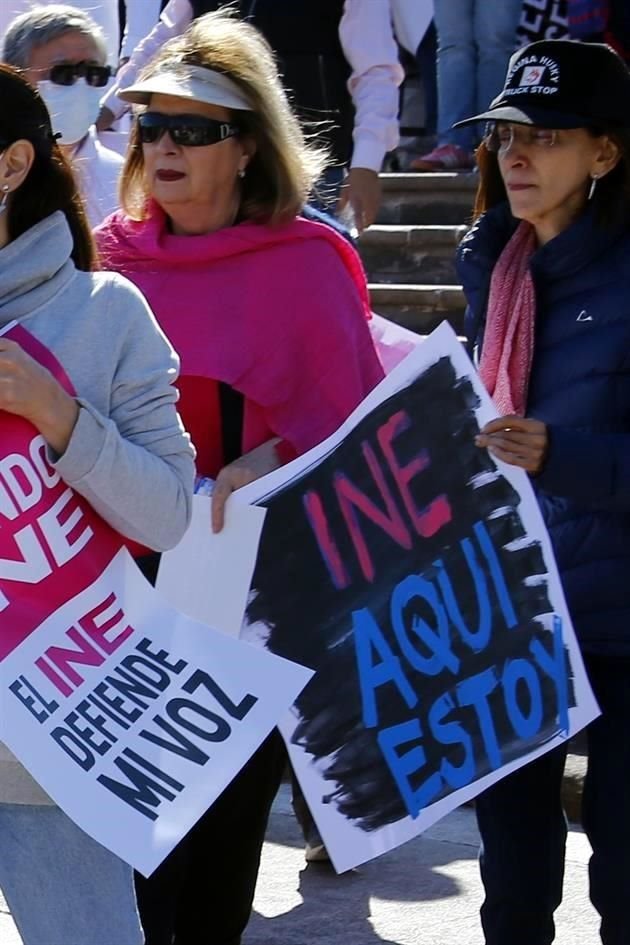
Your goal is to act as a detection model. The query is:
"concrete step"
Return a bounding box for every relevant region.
[359,224,467,285]
[378,171,477,225]
[369,282,466,336]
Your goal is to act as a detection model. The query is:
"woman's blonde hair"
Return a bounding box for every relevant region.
[119,8,330,224]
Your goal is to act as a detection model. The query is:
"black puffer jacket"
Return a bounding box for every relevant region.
[457,201,630,654]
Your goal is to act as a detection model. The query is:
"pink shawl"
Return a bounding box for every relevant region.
[95,204,384,456]
[479,221,537,416]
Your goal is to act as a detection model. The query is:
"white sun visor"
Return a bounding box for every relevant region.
[120,65,253,111]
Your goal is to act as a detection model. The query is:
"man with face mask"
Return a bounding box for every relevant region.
[2,4,124,227]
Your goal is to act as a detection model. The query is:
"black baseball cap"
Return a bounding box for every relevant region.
[454,39,630,129]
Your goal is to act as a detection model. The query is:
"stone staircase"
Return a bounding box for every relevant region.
[360,171,587,822]
[364,172,475,337]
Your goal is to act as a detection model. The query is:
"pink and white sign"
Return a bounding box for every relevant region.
[0,324,311,876]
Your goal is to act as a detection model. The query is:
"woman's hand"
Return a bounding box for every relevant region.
[475,415,548,474]
[211,437,283,533]
[336,168,382,234]
[0,338,79,453]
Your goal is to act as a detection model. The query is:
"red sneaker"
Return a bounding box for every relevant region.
[410,143,475,171]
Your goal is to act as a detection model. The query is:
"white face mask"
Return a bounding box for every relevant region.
[37,79,102,146]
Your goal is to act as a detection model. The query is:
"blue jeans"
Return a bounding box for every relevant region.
[0,804,143,945]
[475,654,630,945]
[434,0,522,150]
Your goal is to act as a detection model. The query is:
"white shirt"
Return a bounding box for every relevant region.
[102,0,403,172]
[339,0,403,171]
[101,0,191,119]
[120,0,163,61]
[71,126,124,228]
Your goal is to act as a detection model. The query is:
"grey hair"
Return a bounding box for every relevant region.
[2,4,108,69]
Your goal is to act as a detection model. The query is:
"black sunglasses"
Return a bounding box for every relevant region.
[49,61,112,88]
[137,112,240,147]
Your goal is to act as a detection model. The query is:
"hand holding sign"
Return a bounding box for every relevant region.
[211,437,283,533]
[0,336,79,454]
[476,415,548,473]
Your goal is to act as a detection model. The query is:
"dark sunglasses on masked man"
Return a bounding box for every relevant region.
[137,112,240,147]
[49,61,112,88]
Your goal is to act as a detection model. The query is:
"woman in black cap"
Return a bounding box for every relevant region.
[456,38,630,945]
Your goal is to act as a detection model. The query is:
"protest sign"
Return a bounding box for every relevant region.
[157,495,267,637]
[517,0,569,45]
[235,322,599,872]
[0,323,311,876]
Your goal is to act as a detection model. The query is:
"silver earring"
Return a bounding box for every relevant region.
[0,184,10,214]
[237,167,246,179]
[588,175,600,201]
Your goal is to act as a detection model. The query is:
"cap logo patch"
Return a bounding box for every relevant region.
[505,54,560,98]
[520,65,545,86]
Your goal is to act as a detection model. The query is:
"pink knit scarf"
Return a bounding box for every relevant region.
[479,221,537,416]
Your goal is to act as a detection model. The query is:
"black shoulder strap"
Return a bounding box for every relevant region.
[218,381,245,465]
[135,382,243,581]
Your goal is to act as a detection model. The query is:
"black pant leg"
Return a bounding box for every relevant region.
[475,741,568,945]
[582,654,630,945]
[135,835,190,945]
[174,729,286,945]
[136,730,286,945]
[134,557,287,944]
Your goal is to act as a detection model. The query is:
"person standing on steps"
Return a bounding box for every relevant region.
[412,0,521,171]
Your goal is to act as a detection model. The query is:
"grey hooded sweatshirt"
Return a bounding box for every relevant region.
[0,211,195,804]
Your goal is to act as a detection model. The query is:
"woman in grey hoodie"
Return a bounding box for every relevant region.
[0,65,195,945]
